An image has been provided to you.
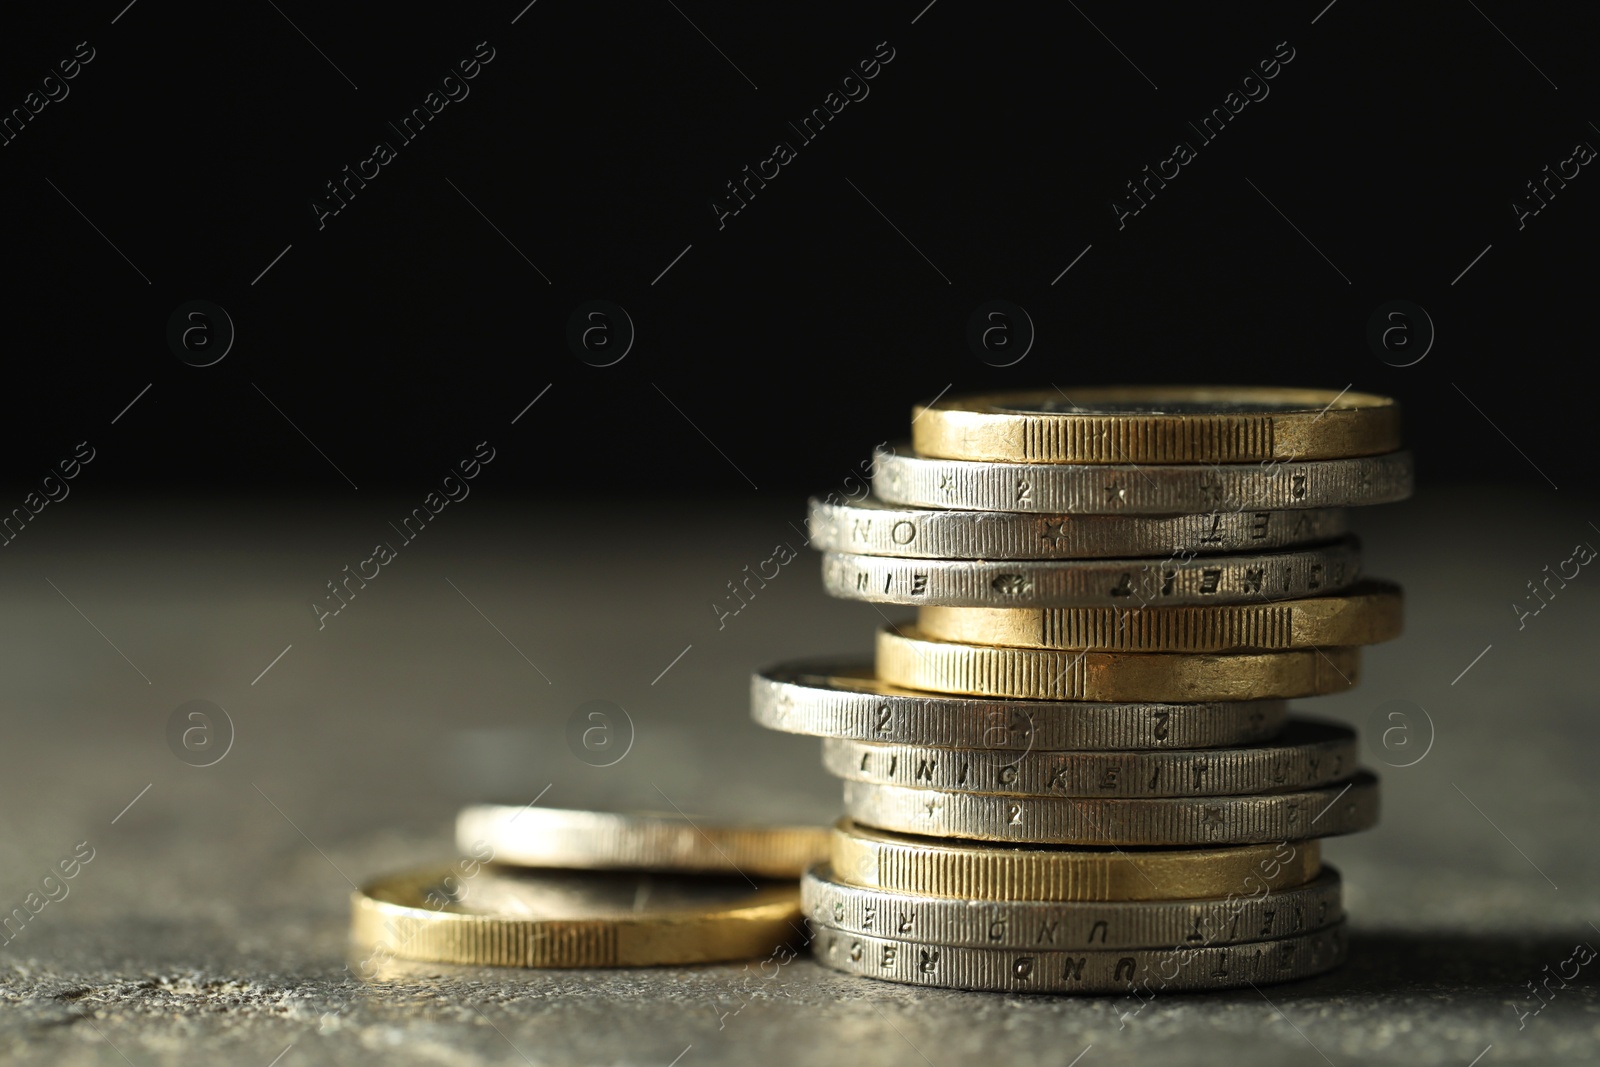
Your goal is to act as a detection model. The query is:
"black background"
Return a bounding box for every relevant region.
[2,1,1593,498]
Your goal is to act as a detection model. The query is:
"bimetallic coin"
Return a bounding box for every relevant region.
[916,581,1403,652]
[830,821,1321,902]
[350,865,801,967]
[751,662,1289,751]
[822,538,1361,607]
[871,446,1414,514]
[457,805,829,878]
[876,626,1360,702]
[803,862,1344,950]
[808,921,1348,993]
[806,495,1350,560]
[911,385,1401,464]
[821,719,1359,798]
[841,771,1380,845]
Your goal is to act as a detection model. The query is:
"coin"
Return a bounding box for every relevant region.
[916,581,1403,652]
[350,864,801,967]
[871,446,1414,513]
[876,625,1360,701]
[456,805,830,878]
[808,921,1347,993]
[750,661,1289,751]
[806,495,1350,559]
[821,719,1358,798]
[911,386,1402,464]
[803,862,1343,950]
[829,821,1321,901]
[840,771,1380,845]
[822,538,1361,607]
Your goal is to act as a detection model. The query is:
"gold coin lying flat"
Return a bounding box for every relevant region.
[911,386,1401,464]
[829,820,1321,902]
[457,805,830,879]
[876,624,1360,701]
[916,580,1403,652]
[350,864,801,967]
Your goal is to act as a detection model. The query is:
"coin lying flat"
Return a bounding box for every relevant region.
[829,821,1321,902]
[808,921,1348,993]
[750,661,1289,751]
[871,446,1414,513]
[841,771,1379,845]
[803,862,1343,950]
[822,538,1361,608]
[806,495,1350,560]
[876,625,1360,702]
[822,719,1358,798]
[456,805,830,879]
[916,581,1403,652]
[911,386,1402,464]
[351,865,800,967]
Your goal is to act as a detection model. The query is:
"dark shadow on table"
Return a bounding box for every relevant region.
[1236,929,1599,1002]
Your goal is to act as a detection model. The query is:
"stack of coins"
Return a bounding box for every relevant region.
[752,387,1412,993]
[348,806,828,969]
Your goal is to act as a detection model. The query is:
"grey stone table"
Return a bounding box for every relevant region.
[0,487,1595,1066]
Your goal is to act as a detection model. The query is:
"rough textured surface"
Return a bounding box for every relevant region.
[0,489,1595,1066]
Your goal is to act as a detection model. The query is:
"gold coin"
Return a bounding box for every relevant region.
[457,805,830,879]
[830,820,1321,902]
[911,386,1401,464]
[876,625,1359,701]
[916,581,1403,652]
[350,864,801,967]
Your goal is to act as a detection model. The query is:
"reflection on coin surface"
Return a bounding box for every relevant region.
[457,804,830,878]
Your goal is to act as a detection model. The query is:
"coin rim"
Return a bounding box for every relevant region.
[350,864,803,967]
[456,805,830,878]
[912,385,1400,464]
[913,580,1403,651]
[840,771,1381,846]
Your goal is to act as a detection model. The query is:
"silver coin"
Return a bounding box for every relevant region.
[871,446,1413,514]
[808,920,1347,993]
[841,772,1380,845]
[821,538,1360,607]
[821,719,1358,798]
[750,662,1288,751]
[802,862,1343,950]
[806,495,1350,560]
